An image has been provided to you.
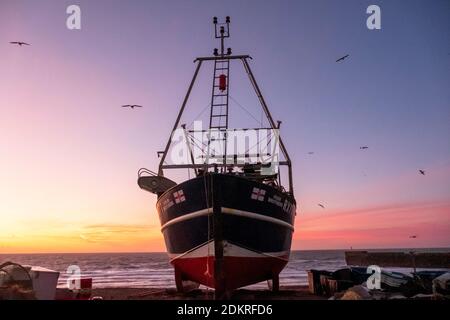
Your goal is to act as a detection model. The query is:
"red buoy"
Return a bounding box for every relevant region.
[219,74,227,91]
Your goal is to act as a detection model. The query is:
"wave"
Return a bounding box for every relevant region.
[2,249,447,289]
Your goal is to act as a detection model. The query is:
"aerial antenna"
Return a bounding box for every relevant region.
[213,16,231,57]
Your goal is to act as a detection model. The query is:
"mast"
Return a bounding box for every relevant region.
[157,17,294,195]
[207,17,232,172]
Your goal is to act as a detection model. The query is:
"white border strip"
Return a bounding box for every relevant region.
[161,207,294,232]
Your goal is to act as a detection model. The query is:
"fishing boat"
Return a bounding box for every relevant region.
[138,17,296,298]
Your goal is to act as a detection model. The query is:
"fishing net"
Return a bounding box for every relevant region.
[0,261,35,300]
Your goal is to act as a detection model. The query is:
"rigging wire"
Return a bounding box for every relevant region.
[229,95,263,126]
[241,129,275,160]
[188,123,276,164]
[186,101,213,129]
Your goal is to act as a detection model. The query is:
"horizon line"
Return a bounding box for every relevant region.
[1,246,449,255]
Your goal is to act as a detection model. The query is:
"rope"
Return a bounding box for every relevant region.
[242,129,275,160]
[203,173,212,299]
[187,131,209,149]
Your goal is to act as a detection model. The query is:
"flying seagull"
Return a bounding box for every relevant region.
[10,41,30,46]
[308,152,314,155]
[122,104,143,109]
[360,146,369,150]
[419,170,425,175]
[318,204,325,209]
[336,54,349,63]
[409,235,418,239]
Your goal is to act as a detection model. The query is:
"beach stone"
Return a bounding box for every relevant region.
[388,294,407,300]
[411,293,434,300]
[369,290,389,300]
[340,285,372,300]
[0,285,36,300]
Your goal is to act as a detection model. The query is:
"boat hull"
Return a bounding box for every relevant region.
[156,173,296,291]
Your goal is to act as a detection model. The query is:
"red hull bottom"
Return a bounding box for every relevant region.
[170,241,288,291]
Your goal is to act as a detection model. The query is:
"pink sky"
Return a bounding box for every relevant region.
[294,201,450,250]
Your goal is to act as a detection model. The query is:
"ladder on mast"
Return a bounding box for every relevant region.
[205,17,232,170]
[209,59,230,130]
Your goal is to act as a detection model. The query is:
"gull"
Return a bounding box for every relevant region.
[122,104,143,109]
[409,235,418,239]
[10,41,30,46]
[419,170,425,175]
[318,204,325,209]
[308,152,314,155]
[336,54,349,63]
[360,146,368,150]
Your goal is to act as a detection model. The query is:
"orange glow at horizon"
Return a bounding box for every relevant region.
[0,222,166,254]
[1,201,449,254]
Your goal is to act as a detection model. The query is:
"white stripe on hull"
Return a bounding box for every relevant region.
[169,241,289,262]
[161,208,212,231]
[161,207,294,232]
[222,207,294,231]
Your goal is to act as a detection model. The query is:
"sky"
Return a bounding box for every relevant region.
[0,0,449,253]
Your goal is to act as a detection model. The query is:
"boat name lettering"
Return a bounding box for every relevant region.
[283,200,293,213]
[162,198,174,211]
[268,197,283,207]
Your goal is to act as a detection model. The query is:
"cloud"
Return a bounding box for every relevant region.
[300,201,449,223]
[78,223,160,243]
[293,201,450,249]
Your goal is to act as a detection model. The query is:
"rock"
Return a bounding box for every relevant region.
[330,291,345,300]
[432,272,450,295]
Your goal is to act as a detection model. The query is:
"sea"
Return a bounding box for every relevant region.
[1,248,449,289]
